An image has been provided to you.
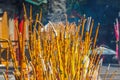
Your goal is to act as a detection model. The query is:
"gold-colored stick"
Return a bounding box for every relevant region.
[3,72,8,80]
[93,23,100,48]
[104,64,110,80]
[109,71,117,80]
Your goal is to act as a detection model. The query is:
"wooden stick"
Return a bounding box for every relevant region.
[104,64,110,80]
[93,23,100,48]
[109,71,117,80]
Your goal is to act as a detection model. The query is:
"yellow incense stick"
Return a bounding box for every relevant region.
[109,71,117,80]
[93,23,100,48]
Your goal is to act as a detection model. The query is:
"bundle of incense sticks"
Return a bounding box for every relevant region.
[1,4,105,80]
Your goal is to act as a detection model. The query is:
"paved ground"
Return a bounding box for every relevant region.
[0,65,15,80]
[100,64,120,80]
[0,75,15,80]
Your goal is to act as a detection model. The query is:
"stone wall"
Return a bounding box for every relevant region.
[47,0,66,22]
